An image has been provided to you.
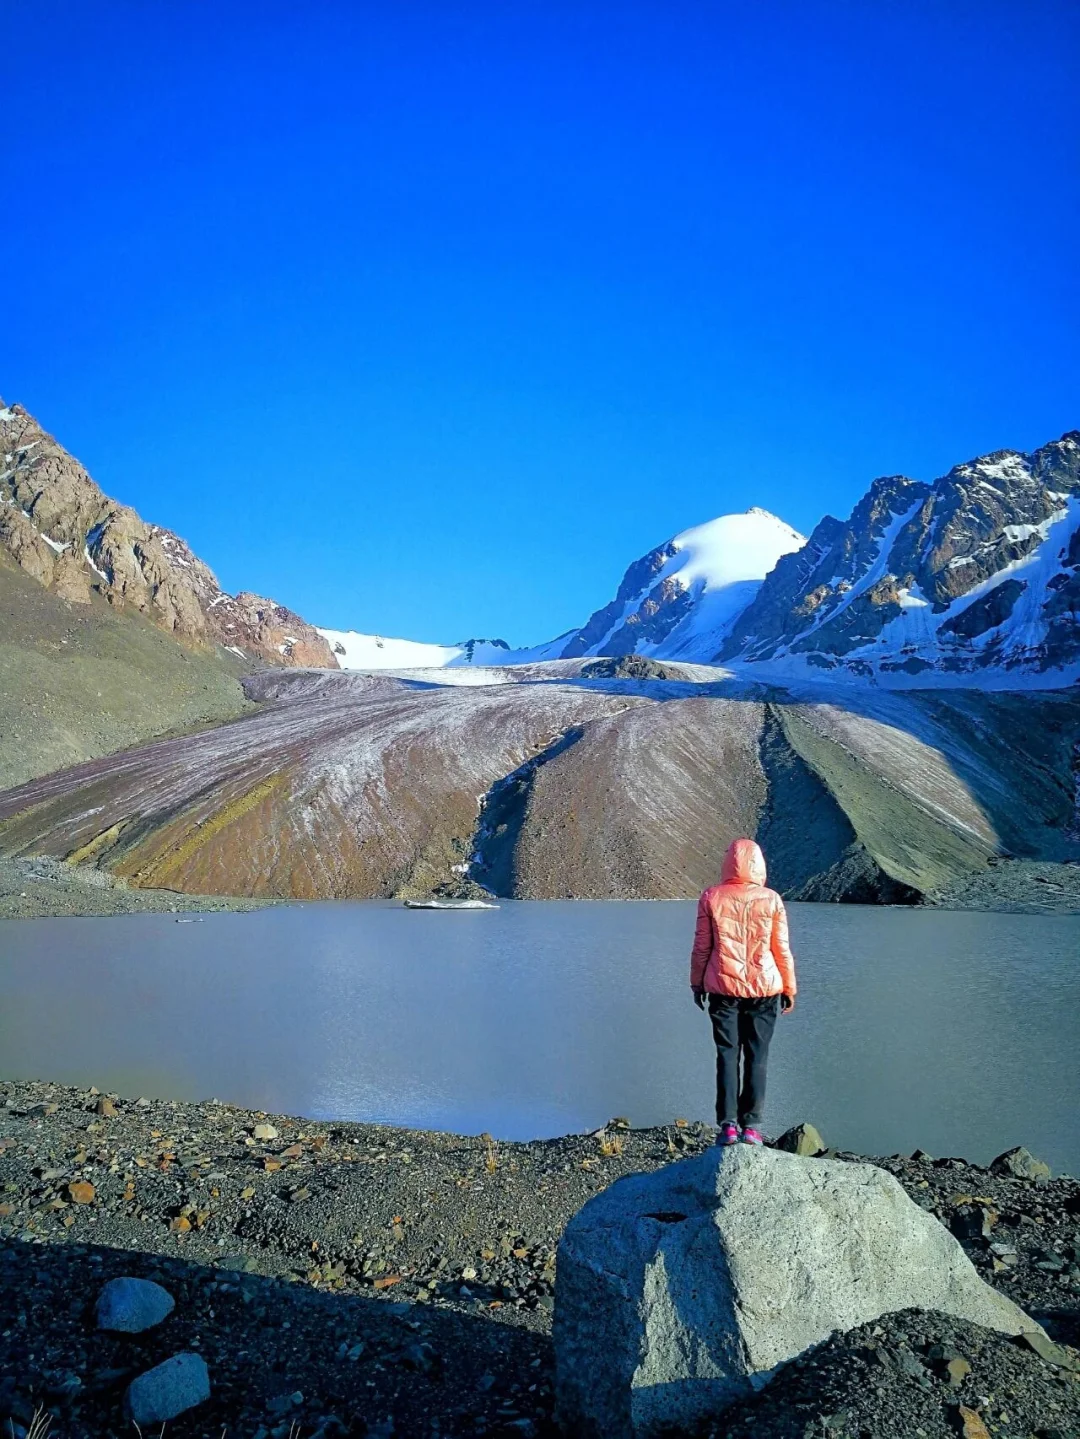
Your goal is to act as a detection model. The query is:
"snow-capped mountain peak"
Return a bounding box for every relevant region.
[553,507,806,662]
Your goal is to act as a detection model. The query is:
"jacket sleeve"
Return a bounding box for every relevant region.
[690,893,713,989]
[770,899,797,995]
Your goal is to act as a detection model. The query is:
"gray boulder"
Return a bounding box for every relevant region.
[774,1122,825,1156]
[125,1352,210,1425]
[96,1276,175,1333]
[990,1146,1051,1180]
[554,1145,1038,1437]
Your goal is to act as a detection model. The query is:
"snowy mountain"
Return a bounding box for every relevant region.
[719,432,1080,685]
[545,508,806,661]
[322,508,805,670]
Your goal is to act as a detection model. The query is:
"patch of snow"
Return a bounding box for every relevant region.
[317,629,467,670]
[225,645,247,658]
[898,585,929,609]
[40,533,68,555]
[83,546,108,581]
[208,593,228,609]
[316,627,569,671]
[975,455,1029,482]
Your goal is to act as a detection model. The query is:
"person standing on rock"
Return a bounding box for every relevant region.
[690,837,797,1147]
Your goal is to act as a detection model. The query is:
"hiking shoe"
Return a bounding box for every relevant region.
[740,1127,764,1146]
[716,1122,740,1147]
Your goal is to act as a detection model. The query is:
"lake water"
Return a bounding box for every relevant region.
[0,901,1077,1174]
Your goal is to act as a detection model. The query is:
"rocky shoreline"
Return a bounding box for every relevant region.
[1,1082,1078,1436]
[0,856,270,920]
[2,853,1079,921]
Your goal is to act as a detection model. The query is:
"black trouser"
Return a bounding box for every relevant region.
[708,994,779,1130]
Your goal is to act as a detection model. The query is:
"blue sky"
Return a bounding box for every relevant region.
[3,2,1077,644]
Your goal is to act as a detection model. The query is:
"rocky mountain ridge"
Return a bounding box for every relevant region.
[718,432,1080,683]
[0,401,336,669]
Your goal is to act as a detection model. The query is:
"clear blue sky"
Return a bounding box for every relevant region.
[3,2,1077,644]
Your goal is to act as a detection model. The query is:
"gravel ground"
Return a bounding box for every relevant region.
[926,859,1080,915]
[1,1080,1078,1436]
[0,856,270,920]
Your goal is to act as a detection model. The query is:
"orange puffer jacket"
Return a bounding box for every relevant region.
[690,838,797,999]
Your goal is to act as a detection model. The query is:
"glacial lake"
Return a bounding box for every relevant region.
[0,901,1077,1175]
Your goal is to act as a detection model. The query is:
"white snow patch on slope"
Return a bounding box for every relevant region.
[318,630,465,670]
[317,628,572,672]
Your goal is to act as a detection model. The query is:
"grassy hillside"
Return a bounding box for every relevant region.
[0,552,254,790]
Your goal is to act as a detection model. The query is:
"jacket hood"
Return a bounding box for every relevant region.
[721,837,767,886]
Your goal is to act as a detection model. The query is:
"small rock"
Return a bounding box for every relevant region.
[894,1347,929,1384]
[946,1356,972,1387]
[267,1390,304,1415]
[125,1352,210,1424]
[990,1146,1051,1180]
[218,1254,258,1273]
[957,1406,990,1439]
[67,1181,95,1205]
[95,1096,118,1117]
[401,1342,439,1374]
[774,1123,825,1157]
[253,1123,279,1141]
[951,1204,997,1242]
[97,1277,175,1333]
[1020,1330,1080,1371]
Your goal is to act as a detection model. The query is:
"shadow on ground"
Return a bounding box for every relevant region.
[0,1235,555,1438]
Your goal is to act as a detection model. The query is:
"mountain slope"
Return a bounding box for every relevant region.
[0,549,253,790]
[0,401,336,669]
[720,433,1080,684]
[1,664,1076,904]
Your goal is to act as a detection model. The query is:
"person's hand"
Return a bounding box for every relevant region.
[692,986,706,1010]
[780,993,796,1014]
